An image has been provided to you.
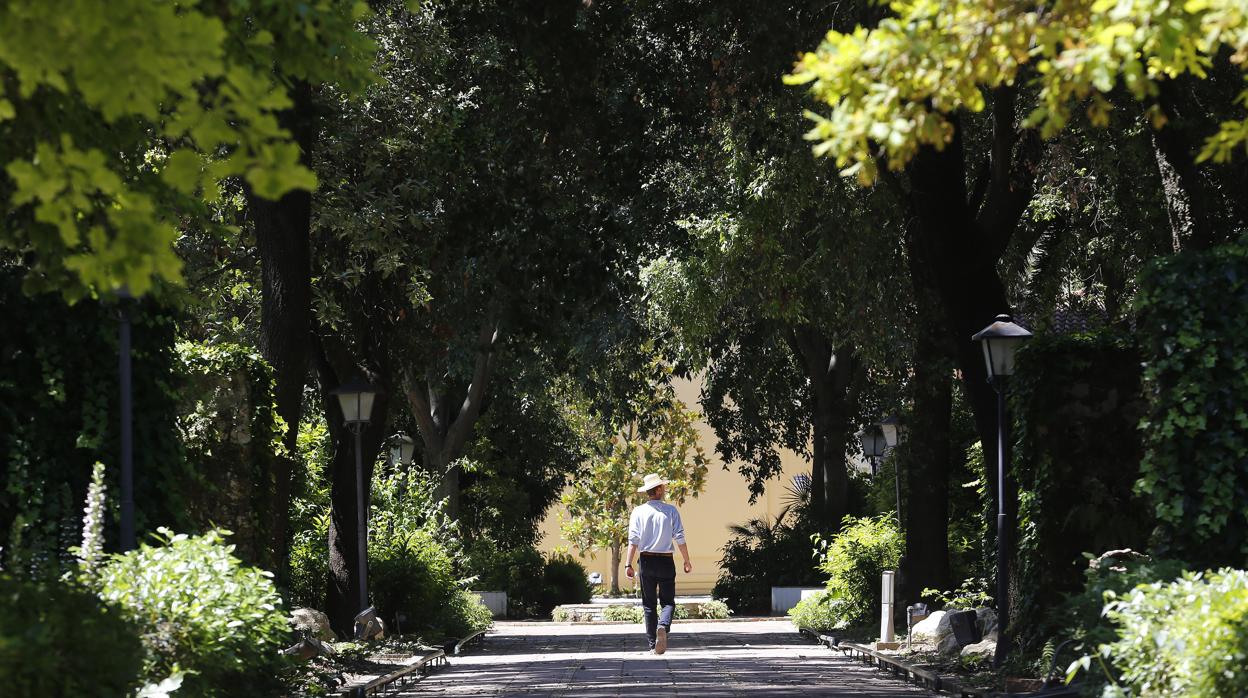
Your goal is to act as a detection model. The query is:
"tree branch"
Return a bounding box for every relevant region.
[977,86,1041,262]
[402,369,442,454]
[442,314,504,461]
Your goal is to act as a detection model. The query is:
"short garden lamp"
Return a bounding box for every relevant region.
[970,314,1032,668]
[390,432,416,467]
[331,379,378,431]
[971,314,1033,384]
[331,378,380,616]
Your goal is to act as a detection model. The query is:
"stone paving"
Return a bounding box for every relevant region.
[402,620,935,697]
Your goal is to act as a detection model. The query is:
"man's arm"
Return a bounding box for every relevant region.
[625,543,639,579]
[672,509,691,573]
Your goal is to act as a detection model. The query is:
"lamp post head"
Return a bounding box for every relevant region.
[971,314,1033,381]
[331,379,379,427]
[390,432,416,466]
[879,414,904,448]
[859,426,888,459]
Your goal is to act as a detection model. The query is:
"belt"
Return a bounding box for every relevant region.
[639,551,673,557]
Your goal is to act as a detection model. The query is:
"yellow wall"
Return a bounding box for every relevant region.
[537,376,812,595]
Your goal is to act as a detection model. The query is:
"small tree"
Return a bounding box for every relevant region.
[559,390,709,594]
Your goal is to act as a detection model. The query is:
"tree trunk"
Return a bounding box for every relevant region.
[1151,80,1218,252]
[249,80,316,576]
[790,328,861,530]
[610,543,622,595]
[403,316,502,520]
[312,316,393,637]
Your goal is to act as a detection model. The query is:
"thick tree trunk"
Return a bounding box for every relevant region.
[249,80,316,575]
[790,328,861,530]
[323,393,388,638]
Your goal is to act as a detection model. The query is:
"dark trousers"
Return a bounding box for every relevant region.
[639,554,676,647]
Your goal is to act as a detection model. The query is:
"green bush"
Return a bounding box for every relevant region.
[812,514,902,629]
[0,575,145,697]
[713,499,826,615]
[788,590,842,634]
[699,600,732,619]
[443,588,494,639]
[543,553,593,606]
[95,528,290,697]
[1097,568,1248,697]
[603,605,645,622]
[465,540,548,618]
[1136,241,1248,566]
[370,527,489,638]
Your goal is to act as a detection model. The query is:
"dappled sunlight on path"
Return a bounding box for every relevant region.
[403,620,933,697]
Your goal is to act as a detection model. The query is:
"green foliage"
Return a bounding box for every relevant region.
[542,553,594,607]
[788,590,842,634]
[94,528,290,697]
[787,0,1248,184]
[0,0,376,297]
[812,514,902,628]
[1,270,189,576]
[713,493,825,615]
[1136,241,1248,566]
[921,577,993,610]
[1010,332,1153,644]
[0,574,144,697]
[698,600,732,620]
[465,540,548,618]
[1096,568,1248,697]
[603,605,645,623]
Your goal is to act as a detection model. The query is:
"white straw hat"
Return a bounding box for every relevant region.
[636,473,669,493]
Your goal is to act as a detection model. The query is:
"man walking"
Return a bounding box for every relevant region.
[624,473,692,654]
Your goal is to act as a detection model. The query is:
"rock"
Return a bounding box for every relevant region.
[960,632,998,661]
[936,631,963,655]
[290,608,337,643]
[975,607,998,638]
[281,636,335,661]
[910,610,947,642]
[1089,548,1148,573]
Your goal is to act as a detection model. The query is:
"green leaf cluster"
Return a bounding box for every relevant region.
[0,0,376,298]
[1099,567,1248,697]
[94,528,290,697]
[808,513,902,628]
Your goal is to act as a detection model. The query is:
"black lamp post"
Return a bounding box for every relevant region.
[971,314,1032,667]
[877,415,905,525]
[116,287,136,552]
[331,379,379,614]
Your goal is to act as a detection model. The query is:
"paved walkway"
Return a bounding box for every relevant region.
[404,620,934,697]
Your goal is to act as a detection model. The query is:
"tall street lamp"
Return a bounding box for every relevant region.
[971,314,1033,667]
[877,415,905,525]
[116,287,137,552]
[331,379,379,615]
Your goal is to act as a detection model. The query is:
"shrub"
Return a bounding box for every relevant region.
[95,528,290,697]
[370,526,490,638]
[788,590,842,634]
[465,540,548,618]
[713,501,825,615]
[813,514,902,629]
[442,589,493,639]
[1136,241,1248,566]
[1095,568,1248,697]
[699,600,732,619]
[0,575,145,697]
[603,605,645,622]
[543,553,593,606]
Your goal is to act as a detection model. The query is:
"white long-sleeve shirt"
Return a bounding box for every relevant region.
[628,500,686,553]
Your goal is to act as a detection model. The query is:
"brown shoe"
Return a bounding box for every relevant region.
[655,626,668,654]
